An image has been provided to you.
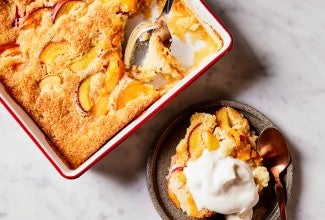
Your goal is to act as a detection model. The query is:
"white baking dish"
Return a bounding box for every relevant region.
[0,0,232,178]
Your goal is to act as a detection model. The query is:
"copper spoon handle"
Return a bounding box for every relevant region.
[275,180,287,220]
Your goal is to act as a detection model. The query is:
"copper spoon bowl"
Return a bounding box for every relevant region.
[257,127,291,220]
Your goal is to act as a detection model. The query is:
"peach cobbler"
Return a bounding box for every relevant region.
[166,107,270,219]
[0,0,223,168]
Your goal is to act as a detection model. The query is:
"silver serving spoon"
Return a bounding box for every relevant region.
[124,0,174,67]
[257,127,291,220]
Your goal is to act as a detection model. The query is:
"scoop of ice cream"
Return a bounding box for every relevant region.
[184,150,259,215]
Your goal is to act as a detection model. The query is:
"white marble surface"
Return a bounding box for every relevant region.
[1,0,325,219]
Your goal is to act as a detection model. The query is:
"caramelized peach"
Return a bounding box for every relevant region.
[39,75,62,90]
[92,96,109,115]
[167,167,186,208]
[69,47,99,72]
[216,106,229,129]
[187,123,204,160]
[12,5,20,27]
[0,42,21,57]
[77,76,93,112]
[116,81,156,110]
[39,41,71,65]
[20,7,52,30]
[52,0,87,22]
[216,107,241,145]
[12,62,27,72]
[103,54,124,94]
[120,0,137,14]
[92,56,124,115]
[202,130,219,151]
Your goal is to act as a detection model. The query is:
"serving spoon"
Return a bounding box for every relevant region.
[257,127,291,220]
[124,0,175,67]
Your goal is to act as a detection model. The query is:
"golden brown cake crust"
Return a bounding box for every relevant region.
[0,0,160,168]
[0,1,18,44]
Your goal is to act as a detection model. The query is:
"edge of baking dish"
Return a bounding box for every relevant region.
[0,0,233,179]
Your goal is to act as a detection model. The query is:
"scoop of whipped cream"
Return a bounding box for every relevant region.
[183,149,259,219]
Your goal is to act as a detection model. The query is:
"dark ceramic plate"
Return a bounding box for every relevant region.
[146,100,293,220]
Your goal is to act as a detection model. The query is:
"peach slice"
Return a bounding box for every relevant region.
[0,47,21,57]
[111,33,122,47]
[120,0,137,14]
[216,107,241,145]
[167,167,186,209]
[39,41,71,65]
[12,5,20,27]
[216,106,230,129]
[237,145,251,162]
[13,62,27,72]
[20,7,52,30]
[39,75,62,90]
[202,130,219,151]
[187,195,201,218]
[116,81,157,110]
[187,123,204,160]
[92,56,124,115]
[170,166,184,173]
[0,42,21,57]
[168,190,180,209]
[69,47,99,72]
[52,0,87,22]
[77,76,93,112]
[102,54,124,94]
[0,42,18,52]
[229,129,241,146]
[92,96,109,116]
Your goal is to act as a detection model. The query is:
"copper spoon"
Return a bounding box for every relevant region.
[257,127,291,220]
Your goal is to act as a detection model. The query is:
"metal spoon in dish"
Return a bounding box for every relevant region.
[124,0,175,67]
[257,127,291,220]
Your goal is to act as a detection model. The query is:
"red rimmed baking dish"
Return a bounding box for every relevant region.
[0,0,232,178]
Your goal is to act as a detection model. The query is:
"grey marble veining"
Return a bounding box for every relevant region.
[1,0,325,219]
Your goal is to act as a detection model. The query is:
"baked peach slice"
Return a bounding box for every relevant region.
[69,47,99,72]
[237,144,252,162]
[216,107,241,145]
[0,42,18,52]
[102,54,124,94]
[20,7,52,30]
[201,130,219,151]
[39,41,71,65]
[216,106,230,129]
[92,96,109,116]
[77,76,93,112]
[12,5,20,27]
[52,0,87,22]
[39,74,62,90]
[0,42,21,57]
[119,0,137,14]
[116,81,157,110]
[12,62,27,72]
[93,55,124,115]
[187,123,204,160]
[1,47,21,57]
[167,167,185,209]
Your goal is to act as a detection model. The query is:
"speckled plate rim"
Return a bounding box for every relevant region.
[146,100,293,220]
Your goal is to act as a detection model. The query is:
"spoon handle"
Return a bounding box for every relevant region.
[275,180,287,220]
[162,0,175,15]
